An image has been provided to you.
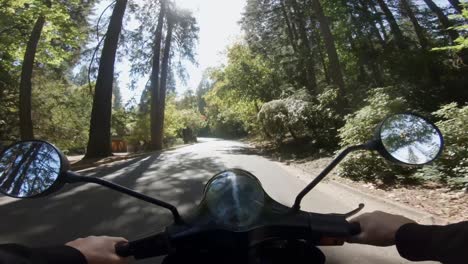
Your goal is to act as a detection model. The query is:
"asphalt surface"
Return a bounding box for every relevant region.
[0,138,437,263]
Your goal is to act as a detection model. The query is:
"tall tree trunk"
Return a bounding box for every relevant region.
[346,4,385,86]
[153,15,175,150]
[150,1,166,150]
[1,143,39,191]
[19,17,45,140]
[289,0,317,94]
[448,0,463,13]
[422,0,459,42]
[12,144,41,196]
[312,30,331,84]
[368,2,388,41]
[348,11,385,86]
[346,31,367,83]
[281,0,311,91]
[359,0,386,46]
[375,0,406,49]
[311,0,346,100]
[85,0,127,159]
[280,0,298,53]
[400,0,441,85]
[400,0,429,49]
[369,0,390,41]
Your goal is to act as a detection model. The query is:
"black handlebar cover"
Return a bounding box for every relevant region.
[115,232,170,259]
[114,214,362,259]
[349,222,361,236]
[115,241,132,257]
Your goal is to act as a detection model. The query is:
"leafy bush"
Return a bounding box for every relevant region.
[257,88,341,147]
[303,87,342,148]
[204,88,256,138]
[338,89,468,189]
[416,103,468,188]
[32,78,92,154]
[257,99,290,142]
[179,109,207,134]
[338,87,410,184]
[126,96,207,149]
[208,107,249,138]
[431,5,468,54]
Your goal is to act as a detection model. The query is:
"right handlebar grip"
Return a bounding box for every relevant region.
[349,222,361,236]
[115,241,133,257]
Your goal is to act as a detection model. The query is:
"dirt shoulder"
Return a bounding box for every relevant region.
[292,157,467,223]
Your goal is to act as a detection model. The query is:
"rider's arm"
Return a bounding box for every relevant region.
[0,236,128,264]
[348,211,468,264]
[395,221,468,264]
[0,244,86,264]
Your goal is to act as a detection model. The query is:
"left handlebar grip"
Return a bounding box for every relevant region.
[115,232,170,260]
[115,241,132,257]
[349,222,361,236]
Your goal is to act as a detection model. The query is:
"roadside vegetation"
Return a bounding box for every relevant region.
[200,1,468,190]
[1,0,467,190]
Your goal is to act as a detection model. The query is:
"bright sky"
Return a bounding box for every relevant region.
[110,0,246,105]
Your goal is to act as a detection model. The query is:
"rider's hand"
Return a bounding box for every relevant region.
[347,211,416,246]
[66,236,129,264]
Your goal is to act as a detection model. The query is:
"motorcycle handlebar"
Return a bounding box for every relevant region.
[115,218,361,259]
[115,232,170,259]
[115,241,132,257]
[349,222,361,236]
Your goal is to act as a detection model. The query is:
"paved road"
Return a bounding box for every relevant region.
[0,138,437,263]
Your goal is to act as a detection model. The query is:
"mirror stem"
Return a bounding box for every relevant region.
[65,171,184,225]
[292,144,368,211]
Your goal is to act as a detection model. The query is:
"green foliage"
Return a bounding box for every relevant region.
[257,99,289,141]
[0,0,93,143]
[339,88,407,145]
[338,88,409,183]
[179,109,206,134]
[203,43,285,138]
[204,88,255,138]
[213,43,279,102]
[31,75,92,154]
[338,92,468,189]
[417,103,468,188]
[111,108,130,138]
[126,95,207,148]
[432,5,468,53]
[257,88,342,147]
[164,97,184,141]
[125,110,150,147]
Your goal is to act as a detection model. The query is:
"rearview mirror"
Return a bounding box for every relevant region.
[0,141,183,222]
[0,141,67,198]
[376,113,444,165]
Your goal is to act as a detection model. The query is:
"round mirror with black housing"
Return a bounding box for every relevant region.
[0,140,67,198]
[376,113,444,166]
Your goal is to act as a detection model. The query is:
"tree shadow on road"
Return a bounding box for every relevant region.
[220,143,331,164]
[0,149,225,257]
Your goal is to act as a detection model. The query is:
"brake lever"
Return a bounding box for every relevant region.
[330,203,365,218]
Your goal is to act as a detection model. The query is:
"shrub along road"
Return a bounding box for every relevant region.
[0,138,438,263]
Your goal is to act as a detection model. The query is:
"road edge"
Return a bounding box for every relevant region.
[75,142,196,173]
[275,161,448,225]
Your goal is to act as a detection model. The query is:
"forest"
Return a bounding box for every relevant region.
[0,0,467,189]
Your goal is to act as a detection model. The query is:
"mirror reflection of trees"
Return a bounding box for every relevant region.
[380,115,442,164]
[0,142,61,198]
